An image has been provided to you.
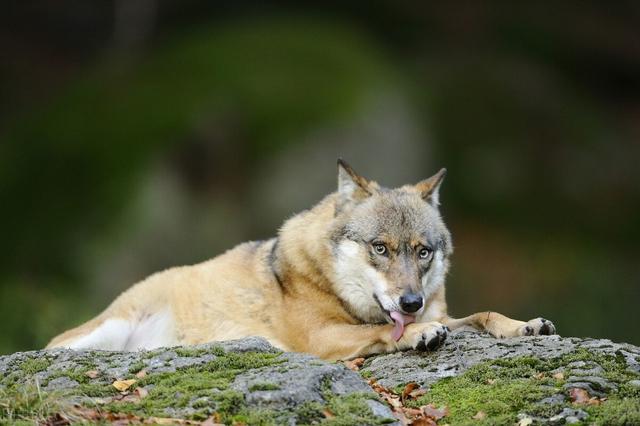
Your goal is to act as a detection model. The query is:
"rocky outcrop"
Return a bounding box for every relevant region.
[1,332,639,425]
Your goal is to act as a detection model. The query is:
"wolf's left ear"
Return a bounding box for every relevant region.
[337,159,373,206]
[415,168,446,206]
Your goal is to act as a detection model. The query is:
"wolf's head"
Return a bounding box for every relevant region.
[330,160,452,331]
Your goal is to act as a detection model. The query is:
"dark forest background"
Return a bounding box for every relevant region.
[1,1,639,354]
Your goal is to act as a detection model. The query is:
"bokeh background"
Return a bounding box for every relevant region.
[1,1,639,354]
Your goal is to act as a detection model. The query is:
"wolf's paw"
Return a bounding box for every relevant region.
[403,322,448,351]
[519,317,556,336]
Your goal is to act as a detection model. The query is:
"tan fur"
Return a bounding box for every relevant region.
[47,161,555,360]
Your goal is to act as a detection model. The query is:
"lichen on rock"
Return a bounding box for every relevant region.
[1,332,639,425]
[0,337,394,425]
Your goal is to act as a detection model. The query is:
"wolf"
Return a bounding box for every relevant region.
[47,160,555,360]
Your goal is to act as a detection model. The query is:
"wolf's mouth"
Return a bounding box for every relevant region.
[373,294,416,341]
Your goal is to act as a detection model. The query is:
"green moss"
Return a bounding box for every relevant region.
[249,382,281,392]
[127,360,146,374]
[18,358,51,375]
[405,349,640,425]
[318,378,392,425]
[41,362,100,388]
[585,397,640,425]
[360,370,373,379]
[98,350,284,422]
[174,346,225,357]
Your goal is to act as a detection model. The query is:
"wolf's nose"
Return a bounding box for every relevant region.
[400,293,423,313]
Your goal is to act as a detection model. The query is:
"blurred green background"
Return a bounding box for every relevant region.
[1,1,639,354]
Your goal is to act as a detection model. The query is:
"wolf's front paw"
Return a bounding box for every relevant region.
[519,317,556,336]
[402,322,448,351]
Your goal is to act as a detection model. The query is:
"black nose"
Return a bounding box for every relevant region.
[400,293,423,313]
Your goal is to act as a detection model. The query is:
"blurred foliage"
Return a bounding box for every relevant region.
[0,2,639,353]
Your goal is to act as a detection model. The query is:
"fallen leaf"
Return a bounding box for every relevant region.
[422,404,448,420]
[148,417,193,424]
[472,411,486,420]
[135,369,148,379]
[134,386,149,398]
[201,413,224,425]
[343,357,365,371]
[322,408,335,419]
[392,410,412,425]
[403,407,424,417]
[569,387,591,404]
[552,372,565,380]
[401,382,420,402]
[411,417,437,426]
[112,379,136,392]
[42,413,71,426]
[409,388,428,398]
[518,417,533,426]
[84,370,100,379]
[201,418,225,426]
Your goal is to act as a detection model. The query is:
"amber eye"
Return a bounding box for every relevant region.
[373,243,387,255]
[418,247,432,259]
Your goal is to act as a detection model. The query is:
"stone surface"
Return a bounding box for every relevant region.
[1,332,639,424]
[361,329,640,388]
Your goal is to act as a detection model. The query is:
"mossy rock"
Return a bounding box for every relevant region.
[0,337,393,425]
[2,333,640,425]
[363,330,640,425]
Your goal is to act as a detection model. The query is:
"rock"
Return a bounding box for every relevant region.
[1,332,639,425]
[548,407,588,424]
[0,337,392,424]
[362,329,634,388]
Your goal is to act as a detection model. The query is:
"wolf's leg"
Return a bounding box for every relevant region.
[442,312,556,338]
[308,321,448,361]
[46,316,134,350]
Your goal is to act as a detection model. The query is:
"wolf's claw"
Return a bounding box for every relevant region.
[414,324,448,351]
[519,317,556,336]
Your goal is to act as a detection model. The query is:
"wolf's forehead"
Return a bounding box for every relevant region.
[350,192,442,241]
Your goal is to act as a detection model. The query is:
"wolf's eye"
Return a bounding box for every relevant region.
[373,243,387,255]
[418,247,432,259]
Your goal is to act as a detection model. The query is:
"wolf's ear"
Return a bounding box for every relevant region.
[337,159,372,207]
[415,168,446,206]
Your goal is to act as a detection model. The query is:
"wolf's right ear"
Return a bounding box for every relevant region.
[337,159,372,208]
[415,168,446,207]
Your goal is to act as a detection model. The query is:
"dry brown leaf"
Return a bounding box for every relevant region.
[409,388,428,398]
[422,404,448,420]
[321,408,335,419]
[112,379,137,392]
[84,370,100,379]
[402,407,424,417]
[471,410,487,420]
[134,387,149,399]
[552,372,565,380]
[391,410,412,426]
[42,413,71,426]
[411,417,437,426]
[201,413,224,425]
[343,357,365,371]
[569,387,591,404]
[135,369,148,379]
[401,382,420,402]
[148,417,193,424]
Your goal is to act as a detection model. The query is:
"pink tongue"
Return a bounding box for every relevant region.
[390,311,416,341]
